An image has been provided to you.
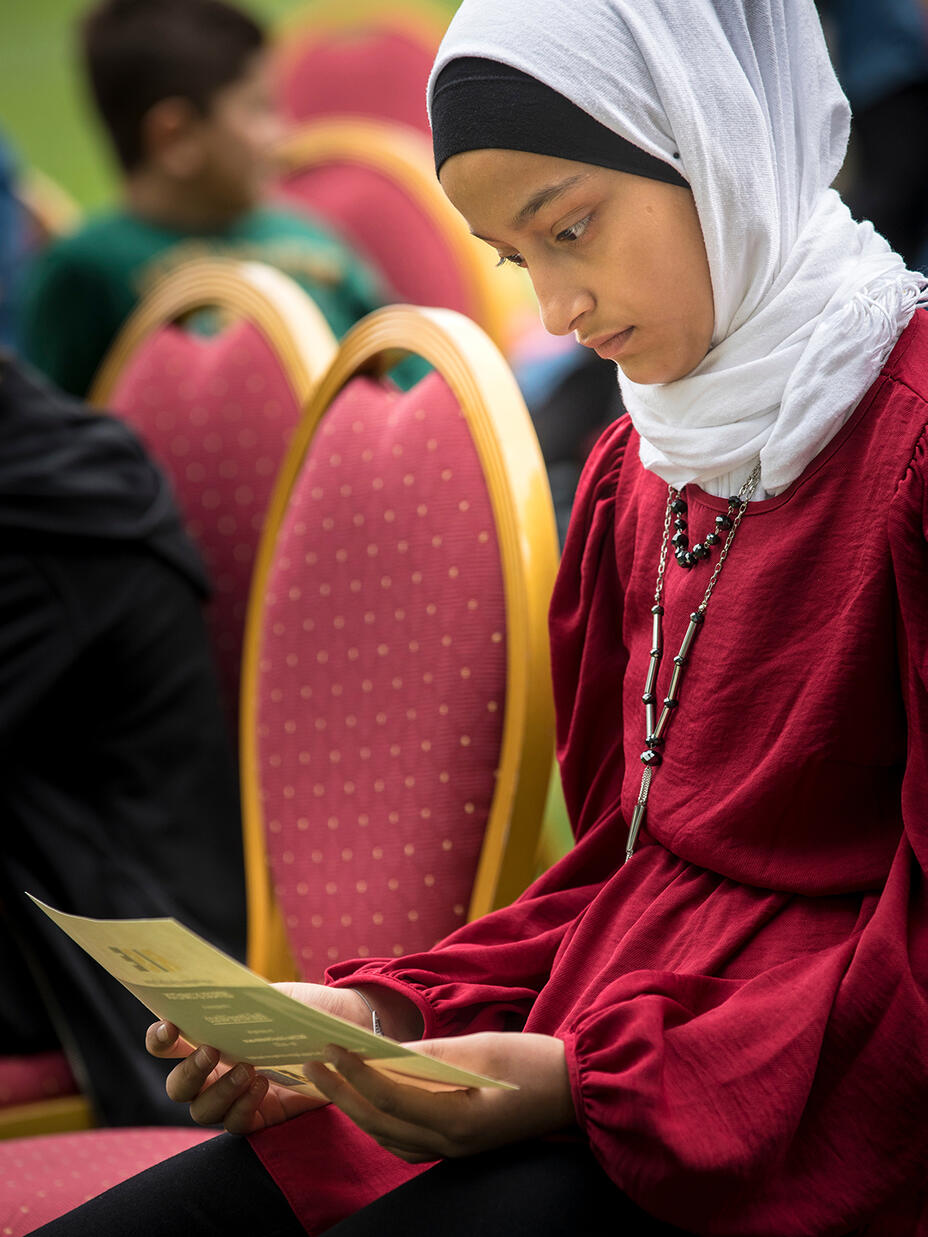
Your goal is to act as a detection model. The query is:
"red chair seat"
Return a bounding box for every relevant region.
[0,1128,217,1234]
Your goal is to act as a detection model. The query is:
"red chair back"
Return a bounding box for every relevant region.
[274,120,526,354]
[276,25,436,134]
[242,306,559,980]
[91,259,337,725]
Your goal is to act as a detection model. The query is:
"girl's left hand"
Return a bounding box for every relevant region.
[304,1032,575,1163]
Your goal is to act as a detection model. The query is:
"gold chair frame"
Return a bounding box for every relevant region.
[90,256,338,408]
[241,305,560,980]
[276,119,532,358]
[0,1093,95,1141]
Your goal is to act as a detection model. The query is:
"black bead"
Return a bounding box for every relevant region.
[680,552,696,569]
[727,495,741,507]
[663,697,679,709]
[640,749,662,767]
[704,532,719,546]
[715,514,733,530]
[673,516,688,531]
[692,542,710,559]
[673,654,686,667]
[671,531,688,549]
[689,610,705,625]
[670,497,687,514]
[650,605,664,616]
[645,735,664,748]
[641,692,656,705]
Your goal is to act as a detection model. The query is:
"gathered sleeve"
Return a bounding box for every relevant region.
[558,428,928,1234]
[326,421,634,1036]
[326,878,603,1037]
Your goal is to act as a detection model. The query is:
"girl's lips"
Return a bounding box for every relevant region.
[587,327,634,360]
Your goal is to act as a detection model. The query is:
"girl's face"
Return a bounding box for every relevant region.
[440,148,714,385]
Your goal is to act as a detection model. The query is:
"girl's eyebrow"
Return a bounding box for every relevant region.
[509,173,591,228]
[469,172,593,245]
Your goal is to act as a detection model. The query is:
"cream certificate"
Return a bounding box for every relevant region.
[29,896,513,1096]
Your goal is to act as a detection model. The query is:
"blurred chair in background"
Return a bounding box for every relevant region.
[90,258,338,727]
[273,0,447,135]
[275,118,534,360]
[241,304,559,981]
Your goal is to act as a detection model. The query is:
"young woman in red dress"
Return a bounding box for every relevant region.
[36,0,928,1233]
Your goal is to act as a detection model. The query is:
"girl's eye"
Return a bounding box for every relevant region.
[496,253,526,268]
[557,215,591,243]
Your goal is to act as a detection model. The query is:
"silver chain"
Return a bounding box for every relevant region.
[654,488,675,604]
[625,461,761,864]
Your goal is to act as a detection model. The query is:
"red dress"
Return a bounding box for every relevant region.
[252,311,928,1236]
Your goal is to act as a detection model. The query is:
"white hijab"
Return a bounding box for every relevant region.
[429,0,927,497]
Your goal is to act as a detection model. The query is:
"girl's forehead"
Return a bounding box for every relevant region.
[439,150,600,229]
[440,149,595,195]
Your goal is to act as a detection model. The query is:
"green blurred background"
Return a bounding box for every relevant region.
[0,0,456,211]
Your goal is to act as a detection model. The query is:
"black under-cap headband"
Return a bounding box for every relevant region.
[431,57,688,187]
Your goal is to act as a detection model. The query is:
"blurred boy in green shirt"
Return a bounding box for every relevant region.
[20,0,385,397]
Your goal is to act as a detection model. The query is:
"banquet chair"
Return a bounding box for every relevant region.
[0,305,557,1226]
[241,303,559,981]
[273,1,445,136]
[89,257,338,726]
[274,118,535,359]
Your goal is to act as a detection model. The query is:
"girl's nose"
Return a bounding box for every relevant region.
[532,265,594,337]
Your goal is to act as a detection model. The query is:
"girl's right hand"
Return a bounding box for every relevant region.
[144,982,376,1134]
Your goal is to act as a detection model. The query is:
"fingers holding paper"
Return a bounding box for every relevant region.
[146,1020,327,1134]
[304,1032,575,1163]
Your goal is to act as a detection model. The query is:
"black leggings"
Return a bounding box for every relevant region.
[31,1132,689,1236]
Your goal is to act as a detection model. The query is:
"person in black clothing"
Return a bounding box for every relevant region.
[0,352,245,1125]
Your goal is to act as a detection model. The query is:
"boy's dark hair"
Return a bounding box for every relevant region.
[81,0,265,172]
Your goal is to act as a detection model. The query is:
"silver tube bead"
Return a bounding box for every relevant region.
[653,705,672,740]
[651,610,662,652]
[645,701,656,737]
[667,662,684,703]
[643,653,660,698]
[678,616,702,661]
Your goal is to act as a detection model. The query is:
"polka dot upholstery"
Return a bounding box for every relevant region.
[107,318,305,722]
[276,27,435,135]
[257,370,507,976]
[276,160,473,319]
[0,1054,78,1110]
[0,1128,217,1234]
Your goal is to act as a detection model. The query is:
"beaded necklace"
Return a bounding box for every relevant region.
[624,461,761,863]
